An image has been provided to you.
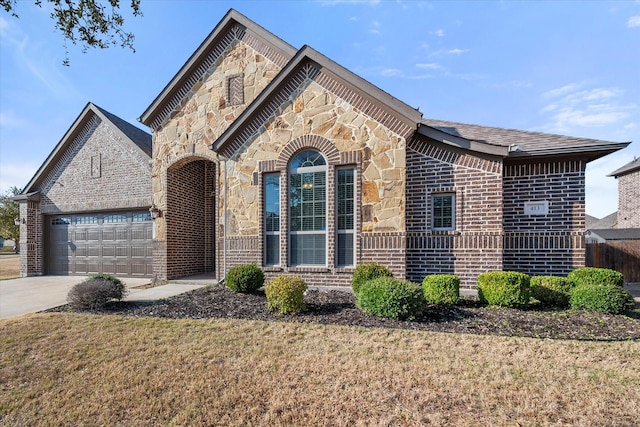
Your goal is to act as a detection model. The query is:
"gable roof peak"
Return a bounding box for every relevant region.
[139,8,297,128]
[21,102,151,195]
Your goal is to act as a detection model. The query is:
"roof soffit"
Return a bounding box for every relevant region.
[139,9,297,129]
[213,46,422,158]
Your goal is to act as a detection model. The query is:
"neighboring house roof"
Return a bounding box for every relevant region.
[422,119,630,161]
[139,8,297,128]
[588,212,618,230]
[585,214,600,229]
[608,157,640,177]
[19,102,151,195]
[587,228,640,241]
[213,45,422,157]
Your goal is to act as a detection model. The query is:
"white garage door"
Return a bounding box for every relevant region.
[46,211,153,277]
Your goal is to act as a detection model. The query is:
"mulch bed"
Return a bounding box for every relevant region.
[56,285,640,341]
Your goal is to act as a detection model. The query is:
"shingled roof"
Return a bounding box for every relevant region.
[609,157,640,177]
[421,118,629,161]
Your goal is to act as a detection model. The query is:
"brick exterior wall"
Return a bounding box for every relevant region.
[166,159,215,279]
[616,169,640,228]
[405,137,504,289]
[502,160,586,277]
[19,112,151,277]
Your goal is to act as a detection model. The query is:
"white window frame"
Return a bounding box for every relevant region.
[288,151,328,267]
[432,193,456,231]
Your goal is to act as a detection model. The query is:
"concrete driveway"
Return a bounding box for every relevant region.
[0,275,208,320]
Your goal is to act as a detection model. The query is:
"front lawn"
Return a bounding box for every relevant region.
[1,313,639,425]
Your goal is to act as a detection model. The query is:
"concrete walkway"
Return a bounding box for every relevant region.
[0,275,210,320]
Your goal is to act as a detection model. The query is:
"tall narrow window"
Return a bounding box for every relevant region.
[264,173,280,265]
[337,168,355,266]
[289,150,327,266]
[432,193,455,230]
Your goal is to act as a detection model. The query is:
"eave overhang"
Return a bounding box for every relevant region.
[416,123,509,157]
[505,141,631,163]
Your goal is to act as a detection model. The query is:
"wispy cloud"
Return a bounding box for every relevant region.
[541,83,637,132]
[0,14,82,100]
[0,161,39,193]
[430,48,470,56]
[627,15,640,27]
[416,63,445,70]
[0,111,29,128]
[369,20,381,34]
[433,29,445,37]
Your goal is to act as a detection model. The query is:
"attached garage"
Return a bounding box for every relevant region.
[15,103,153,278]
[46,211,153,277]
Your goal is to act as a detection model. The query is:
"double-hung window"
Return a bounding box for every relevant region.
[336,168,355,266]
[432,193,455,230]
[289,150,327,266]
[264,173,280,265]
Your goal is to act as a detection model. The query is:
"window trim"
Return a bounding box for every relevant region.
[264,173,281,266]
[431,192,456,231]
[336,167,355,267]
[288,150,328,267]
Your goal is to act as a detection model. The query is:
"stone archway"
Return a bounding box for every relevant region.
[166,158,216,279]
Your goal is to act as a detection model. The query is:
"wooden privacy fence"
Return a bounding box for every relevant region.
[586,241,640,283]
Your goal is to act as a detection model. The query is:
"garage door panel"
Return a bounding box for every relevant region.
[46,211,153,277]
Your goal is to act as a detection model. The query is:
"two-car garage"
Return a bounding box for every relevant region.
[46,211,153,277]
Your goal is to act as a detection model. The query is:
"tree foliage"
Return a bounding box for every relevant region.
[1,0,142,65]
[0,187,21,241]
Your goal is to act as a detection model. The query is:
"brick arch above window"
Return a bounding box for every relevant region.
[275,135,340,170]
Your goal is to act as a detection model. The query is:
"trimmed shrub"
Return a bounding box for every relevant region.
[225,263,265,293]
[67,276,128,310]
[352,262,393,294]
[265,275,307,315]
[477,271,530,308]
[357,277,425,320]
[570,284,635,314]
[530,276,575,307]
[422,274,460,305]
[567,267,624,288]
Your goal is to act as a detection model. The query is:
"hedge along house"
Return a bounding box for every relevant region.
[138,9,629,289]
[15,103,153,277]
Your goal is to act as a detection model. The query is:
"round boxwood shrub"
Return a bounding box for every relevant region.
[265,275,307,315]
[352,262,393,294]
[477,271,530,308]
[569,284,635,314]
[567,267,624,287]
[422,274,460,305]
[67,275,128,310]
[530,275,575,307]
[225,263,265,293]
[356,277,425,320]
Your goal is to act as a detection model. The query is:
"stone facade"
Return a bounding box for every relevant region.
[137,9,627,288]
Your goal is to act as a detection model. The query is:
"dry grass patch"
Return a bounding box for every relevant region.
[1,313,639,426]
[0,256,19,280]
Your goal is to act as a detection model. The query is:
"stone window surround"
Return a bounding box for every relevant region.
[258,135,361,273]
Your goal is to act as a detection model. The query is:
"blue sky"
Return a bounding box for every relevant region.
[1,0,638,218]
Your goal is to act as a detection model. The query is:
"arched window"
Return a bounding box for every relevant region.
[288,150,327,265]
